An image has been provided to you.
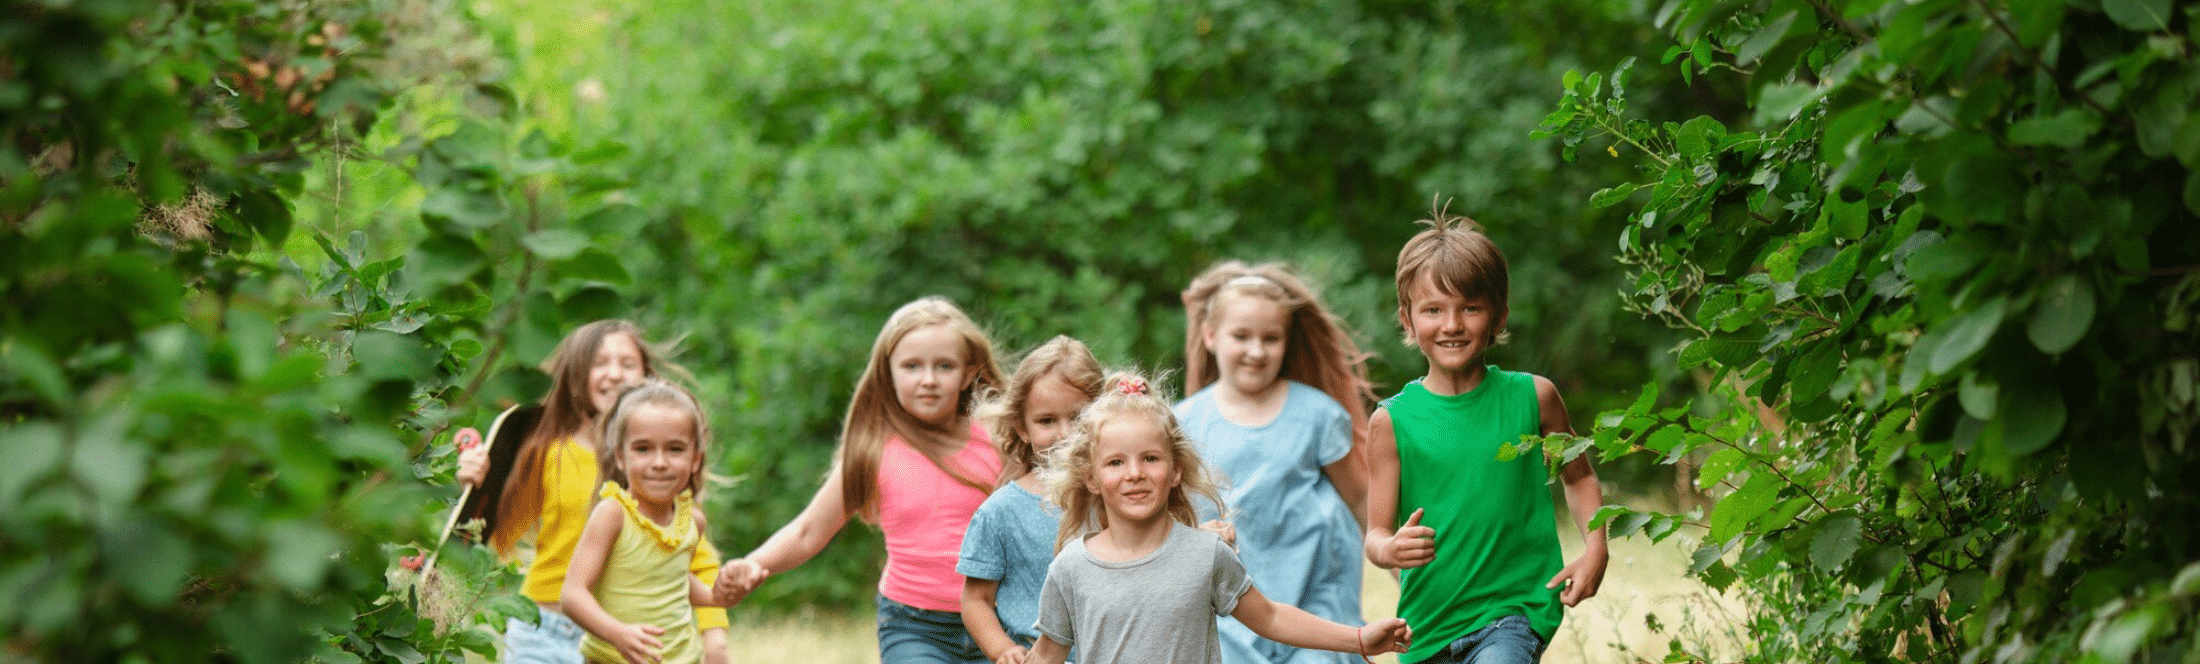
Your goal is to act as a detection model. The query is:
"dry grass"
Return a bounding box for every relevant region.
[702,528,1749,664]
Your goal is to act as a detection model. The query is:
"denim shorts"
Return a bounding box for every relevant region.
[505,605,585,664]
[1412,615,1547,664]
[875,594,987,664]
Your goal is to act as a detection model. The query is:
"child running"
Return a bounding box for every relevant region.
[959,336,1105,664]
[454,321,733,664]
[1364,213,1609,664]
[562,380,749,664]
[717,297,1006,663]
[1177,261,1377,664]
[1026,372,1411,664]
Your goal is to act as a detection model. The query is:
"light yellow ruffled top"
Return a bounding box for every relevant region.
[579,483,702,664]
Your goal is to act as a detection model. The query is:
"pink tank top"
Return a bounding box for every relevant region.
[876,422,1001,611]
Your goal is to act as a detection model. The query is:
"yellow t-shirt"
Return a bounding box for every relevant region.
[521,438,729,631]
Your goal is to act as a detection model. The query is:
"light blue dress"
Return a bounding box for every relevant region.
[1176,381,1363,664]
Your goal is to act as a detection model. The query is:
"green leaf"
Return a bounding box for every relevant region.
[1697,447,1747,488]
[1589,183,1644,208]
[420,188,506,229]
[73,430,148,511]
[2008,109,2101,148]
[1999,378,2067,456]
[1810,515,1862,571]
[521,228,592,260]
[0,340,68,407]
[264,520,341,592]
[1754,83,1821,126]
[1710,472,1781,542]
[0,423,66,504]
[549,247,632,286]
[1959,371,1999,420]
[2027,274,2095,355]
[107,518,192,604]
[1930,298,2006,375]
[2101,0,2170,31]
[351,331,436,381]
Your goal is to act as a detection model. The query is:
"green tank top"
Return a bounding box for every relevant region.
[1388,367,1563,661]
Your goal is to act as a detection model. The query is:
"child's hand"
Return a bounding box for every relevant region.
[1378,508,1436,569]
[1357,617,1412,655]
[454,428,486,487]
[990,644,1028,664]
[1199,519,1237,547]
[605,621,667,664]
[713,558,769,605]
[1546,545,1609,606]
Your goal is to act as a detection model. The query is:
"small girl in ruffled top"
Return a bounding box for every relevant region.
[562,380,760,664]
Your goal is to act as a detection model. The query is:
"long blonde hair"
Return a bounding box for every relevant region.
[1040,371,1226,553]
[838,297,1006,518]
[1182,260,1376,446]
[493,320,683,556]
[596,380,712,501]
[975,336,1105,485]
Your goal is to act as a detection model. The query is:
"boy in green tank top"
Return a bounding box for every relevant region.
[1362,212,1610,663]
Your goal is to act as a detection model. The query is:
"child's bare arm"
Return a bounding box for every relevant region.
[1322,443,1372,533]
[961,578,1026,664]
[563,501,665,664]
[728,464,854,584]
[1026,636,1070,664]
[1363,408,1434,569]
[687,509,723,608]
[1230,586,1411,655]
[1537,375,1608,606]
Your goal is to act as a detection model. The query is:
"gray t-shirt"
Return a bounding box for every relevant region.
[1034,522,1254,664]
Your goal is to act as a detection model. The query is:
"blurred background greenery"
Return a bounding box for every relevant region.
[308,0,1702,612]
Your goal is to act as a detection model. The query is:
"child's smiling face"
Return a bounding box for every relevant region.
[589,332,647,416]
[1400,273,1504,375]
[1202,292,1289,397]
[1084,414,1179,527]
[619,403,700,505]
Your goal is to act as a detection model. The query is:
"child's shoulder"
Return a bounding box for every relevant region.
[1284,380,1348,414]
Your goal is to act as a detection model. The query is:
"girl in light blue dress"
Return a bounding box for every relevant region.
[1175,261,1377,664]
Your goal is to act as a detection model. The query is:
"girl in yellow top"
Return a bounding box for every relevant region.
[455,321,732,664]
[563,380,756,664]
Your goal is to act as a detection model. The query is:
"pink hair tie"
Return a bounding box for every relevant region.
[1116,377,1149,396]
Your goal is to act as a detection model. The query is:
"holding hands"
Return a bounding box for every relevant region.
[712,558,769,606]
[1369,508,1436,569]
[1355,618,1413,656]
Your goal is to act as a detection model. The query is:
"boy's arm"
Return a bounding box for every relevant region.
[1230,585,1411,655]
[1537,375,1608,607]
[961,577,1026,664]
[1362,407,1434,569]
[563,500,665,664]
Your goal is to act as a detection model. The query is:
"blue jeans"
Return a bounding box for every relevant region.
[875,594,987,664]
[1411,615,1546,664]
[506,605,585,664]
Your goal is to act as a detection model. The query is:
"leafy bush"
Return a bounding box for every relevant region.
[1540,0,2200,660]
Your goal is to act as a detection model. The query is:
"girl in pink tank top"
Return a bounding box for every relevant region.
[716,297,1005,664]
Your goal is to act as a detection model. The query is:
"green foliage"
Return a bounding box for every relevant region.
[1542,0,2200,660]
[1,0,585,660]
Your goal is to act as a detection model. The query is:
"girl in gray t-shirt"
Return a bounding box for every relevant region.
[1026,373,1412,664]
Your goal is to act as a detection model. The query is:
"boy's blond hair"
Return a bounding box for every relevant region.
[1394,211,1511,346]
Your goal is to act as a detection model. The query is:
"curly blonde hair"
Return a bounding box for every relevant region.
[1039,371,1226,553]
